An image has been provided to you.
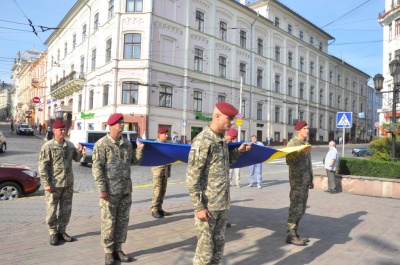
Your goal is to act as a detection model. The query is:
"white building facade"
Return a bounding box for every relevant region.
[44,0,369,143]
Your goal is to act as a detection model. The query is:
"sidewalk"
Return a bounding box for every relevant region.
[1,178,399,265]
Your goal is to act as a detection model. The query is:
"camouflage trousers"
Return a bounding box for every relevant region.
[287,187,309,236]
[99,193,132,253]
[151,174,168,212]
[193,209,228,265]
[45,186,73,235]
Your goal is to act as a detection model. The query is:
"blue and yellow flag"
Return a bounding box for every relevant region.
[80,140,309,168]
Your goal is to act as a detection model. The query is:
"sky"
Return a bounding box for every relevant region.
[0,0,384,86]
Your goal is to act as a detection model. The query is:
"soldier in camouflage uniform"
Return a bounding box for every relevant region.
[92,113,144,265]
[38,120,83,246]
[186,102,251,265]
[285,120,314,246]
[151,127,173,218]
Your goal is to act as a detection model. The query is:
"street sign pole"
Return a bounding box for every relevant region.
[343,127,345,157]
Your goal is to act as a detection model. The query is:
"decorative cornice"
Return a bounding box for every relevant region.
[236,50,250,59]
[255,27,267,37]
[255,57,266,64]
[299,74,306,81]
[237,17,250,28]
[190,33,209,44]
[273,64,283,72]
[122,17,144,28]
[216,7,232,19]
[154,20,184,35]
[287,70,295,77]
[192,0,211,9]
[215,42,231,52]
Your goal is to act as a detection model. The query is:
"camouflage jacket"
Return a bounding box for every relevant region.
[38,139,82,187]
[92,134,143,195]
[286,136,313,188]
[151,139,171,178]
[186,126,241,212]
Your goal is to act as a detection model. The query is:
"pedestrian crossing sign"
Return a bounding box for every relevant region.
[336,112,352,128]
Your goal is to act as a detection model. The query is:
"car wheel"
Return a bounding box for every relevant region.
[80,162,88,166]
[359,151,366,157]
[0,182,22,200]
[0,143,6,153]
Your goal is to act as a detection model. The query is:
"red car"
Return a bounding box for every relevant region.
[0,163,41,200]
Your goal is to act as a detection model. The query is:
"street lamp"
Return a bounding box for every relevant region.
[373,59,400,162]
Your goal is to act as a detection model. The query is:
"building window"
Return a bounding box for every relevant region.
[257,103,262,120]
[288,79,293,96]
[329,117,333,130]
[299,57,304,72]
[257,38,263,55]
[299,82,304,99]
[360,103,364,112]
[299,31,303,40]
[123,33,141,59]
[78,94,82,112]
[57,49,60,63]
[103,84,109,107]
[299,111,304,121]
[64,42,67,58]
[389,23,393,40]
[288,109,293,125]
[352,100,356,113]
[108,0,114,19]
[240,30,246,48]
[310,37,314,45]
[194,48,203,72]
[219,56,226,78]
[310,62,314,76]
[319,42,323,50]
[337,95,341,108]
[275,75,281,93]
[274,17,280,28]
[345,78,349,89]
[196,11,204,32]
[126,0,143,12]
[274,106,280,122]
[257,69,263,88]
[91,49,96,70]
[122,81,138,104]
[240,63,246,83]
[241,100,246,118]
[218,95,226,102]
[310,113,314,127]
[193,91,202,112]
[72,34,76,49]
[319,89,323,104]
[396,19,400,37]
[89,90,94,109]
[338,74,341,86]
[82,24,86,42]
[310,86,314,101]
[319,115,323,129]
[94,12,99,31]
[220,21,227,40]
[320,66,324,79]
[352,81,356,92]
[80,56,85,75]
[288,24,292,34]
[106,39,112,63]
[360,85,364,96]
[345,98,348,111]
[275,46,280,62]
[159,85,172,108]
[288,52,293,67]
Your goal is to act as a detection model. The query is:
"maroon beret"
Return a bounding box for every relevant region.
[216,102,239,117]
[158,127,169,134]
[226,128,238,137]
[52,120,65,129]
[294,120,308,131]
[107,113,124,125]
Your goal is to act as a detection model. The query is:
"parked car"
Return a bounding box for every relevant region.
[0,163,41,200]
[352,147,371,157]
[16,124,34,136]
[0,130,6,153]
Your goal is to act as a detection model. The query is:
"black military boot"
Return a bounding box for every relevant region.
[50,234,59,246]
[151,211,164,218]
[58,232,76,242]
[286,235,306,246]
[158,209,172,216]
[105,253,115,265]
[114,251,133,262]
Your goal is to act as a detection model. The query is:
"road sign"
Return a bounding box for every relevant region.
[182,119,187,127]
[237,113,242,119]
[336,112,352,128]
[236,118,242,126]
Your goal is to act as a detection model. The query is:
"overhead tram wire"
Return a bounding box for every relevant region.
[321,0,373,28]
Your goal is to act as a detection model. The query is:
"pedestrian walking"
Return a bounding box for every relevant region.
[172,131,179,143]
[324,141,339,193]
[92,113,144,265]
[247,135,264,189]
[39,123,42,135]
[186,102,251,265]
[150,127,173,218]
[38,120,83,246]
[10,119,14,134]
[267,134,271,146]
[46,126,54,140]
[285,120,314,246]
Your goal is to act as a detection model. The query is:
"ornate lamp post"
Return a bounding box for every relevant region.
[374,59,400,162]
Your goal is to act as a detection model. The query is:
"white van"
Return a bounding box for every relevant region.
[69,130,138,166]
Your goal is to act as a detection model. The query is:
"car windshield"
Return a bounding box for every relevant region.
[21,125,31,128]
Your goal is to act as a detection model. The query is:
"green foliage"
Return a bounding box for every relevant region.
[368,136,400,161]
[337,157,400,178]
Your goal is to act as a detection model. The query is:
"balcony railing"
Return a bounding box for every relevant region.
[379,3,400,19]
[50,71,84,92]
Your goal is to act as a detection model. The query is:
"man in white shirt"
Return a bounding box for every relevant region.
[324,141,339,193]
